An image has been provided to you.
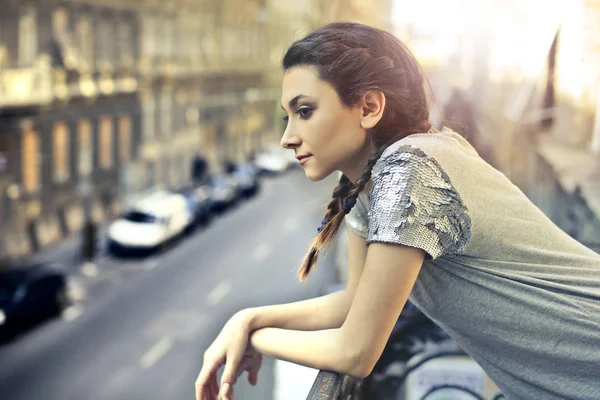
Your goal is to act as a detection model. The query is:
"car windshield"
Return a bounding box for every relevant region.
[0,273,25,300]
[122,211,158,223]
[237,165,253,174]
[210,178,228,188]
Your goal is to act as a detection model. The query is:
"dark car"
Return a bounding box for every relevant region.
[205,175,238,212]
[176,186,213,233]
[0,263,71,334]
[231,163,260,197]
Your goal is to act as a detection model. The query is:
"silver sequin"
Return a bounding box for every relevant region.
[357,145,471,259]
[345,193,369,238]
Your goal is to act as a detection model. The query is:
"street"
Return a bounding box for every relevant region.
[0,169,340,400]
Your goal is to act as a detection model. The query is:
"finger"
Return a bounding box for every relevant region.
[221,352,245,387]
[210,371,219,399]
[248,368,259,386]
[248,358,262,386]
[196,360,221,400]
[194,382,206,400]
[218,383,233,400]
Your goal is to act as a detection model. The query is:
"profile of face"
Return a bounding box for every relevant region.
[280,66,384,182]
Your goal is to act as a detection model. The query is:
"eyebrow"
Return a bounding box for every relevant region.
[280,94,308,111]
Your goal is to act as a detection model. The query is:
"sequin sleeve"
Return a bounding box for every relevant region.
[367,145,472,259]
[344,192,369,239]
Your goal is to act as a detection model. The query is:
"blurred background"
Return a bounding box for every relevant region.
[0,0,598,399]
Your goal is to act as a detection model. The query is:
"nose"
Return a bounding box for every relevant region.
[280,125,301,149]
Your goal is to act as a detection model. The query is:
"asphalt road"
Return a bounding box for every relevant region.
[0,168,341,400]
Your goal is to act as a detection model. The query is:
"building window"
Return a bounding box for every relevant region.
[19,6,38,66]
[118,21,133,67]
[76,16,93,70]
[52,8,68,35]
[164,17,174,59]
[53,122,69,182]
[97,21,113,68]
[142,94,155,140]
[78,119,92,176]
[160,89,172,137]
[119,115,132,162]
[99,116,113,169]
[22,128,40,192]
[143,15,157,59]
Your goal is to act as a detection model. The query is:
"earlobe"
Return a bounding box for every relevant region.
[360,91,386,130]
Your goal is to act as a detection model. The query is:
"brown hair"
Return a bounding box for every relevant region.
[282,22,435,281]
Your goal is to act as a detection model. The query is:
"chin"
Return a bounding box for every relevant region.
[304,166,334,182]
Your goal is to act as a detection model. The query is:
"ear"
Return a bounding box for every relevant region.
[359,90,386,130]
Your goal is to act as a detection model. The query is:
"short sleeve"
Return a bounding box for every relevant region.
[367,145,472,259]
[344,192,369,239]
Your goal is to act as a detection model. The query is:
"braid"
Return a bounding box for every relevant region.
[297,147,387,282]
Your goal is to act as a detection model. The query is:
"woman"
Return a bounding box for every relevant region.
[196,22,600,400]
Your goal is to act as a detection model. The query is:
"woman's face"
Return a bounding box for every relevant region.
[280,66,370,182]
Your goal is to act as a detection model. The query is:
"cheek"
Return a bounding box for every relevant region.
[310,110,354,146]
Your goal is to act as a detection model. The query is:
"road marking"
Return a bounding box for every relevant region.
[253,242,272,261]
[139,337,173,369]
[143,311,208,342]
[206,281,231,306]
[62,305,84,321]
[283,216,300,233]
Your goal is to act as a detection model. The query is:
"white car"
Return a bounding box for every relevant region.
[107,191,192,255]
[254,150,291,174]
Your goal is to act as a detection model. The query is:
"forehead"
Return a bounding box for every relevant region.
[281,66,322,103]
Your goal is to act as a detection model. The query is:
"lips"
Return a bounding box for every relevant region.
[295,154,312,161]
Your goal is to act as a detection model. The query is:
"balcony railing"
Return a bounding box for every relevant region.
[306,371,362,400]
[0,58,53,109]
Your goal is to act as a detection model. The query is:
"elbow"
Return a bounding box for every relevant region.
[339,341,375,379]
[345,354,374,379]
[347,364,373,379]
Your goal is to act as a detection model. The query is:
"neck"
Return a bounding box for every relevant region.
[340,144,378,185]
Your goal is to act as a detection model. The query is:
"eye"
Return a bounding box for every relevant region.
[297,107,313,119]
[282,115,289,122]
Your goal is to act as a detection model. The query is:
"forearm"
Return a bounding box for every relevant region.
[250,327,364,377]
[244,289,352,332]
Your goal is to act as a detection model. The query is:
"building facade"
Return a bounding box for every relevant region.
[0,0,140,259]
[0,0,277,261]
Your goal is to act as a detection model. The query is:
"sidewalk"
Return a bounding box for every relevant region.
[28,224,109,272]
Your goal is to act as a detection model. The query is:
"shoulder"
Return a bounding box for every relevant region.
[372,128,475,189]
[366,129,472,259]
[378,128,470,167]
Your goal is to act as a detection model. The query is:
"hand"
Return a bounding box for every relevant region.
[234,346,263,387]
[195,311,253,400]
[217,349,263,400]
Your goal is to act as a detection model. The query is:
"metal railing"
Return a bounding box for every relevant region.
[306,371,362,400]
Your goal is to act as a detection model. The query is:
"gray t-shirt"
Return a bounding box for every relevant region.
[345,128,600,400]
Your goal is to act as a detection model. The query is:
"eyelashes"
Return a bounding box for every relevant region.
[282,106,314,122]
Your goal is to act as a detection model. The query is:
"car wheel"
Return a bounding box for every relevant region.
[54,287,71,315]
[183,222,196,235]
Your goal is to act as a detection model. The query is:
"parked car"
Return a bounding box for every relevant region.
[176,185,213,233]
[253,149,289,175]
[0,263,71,334]
[205,175,238,212]
[107,191,192,256]
[230,162,260,197]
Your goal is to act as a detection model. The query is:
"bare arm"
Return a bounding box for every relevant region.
[244,228,368,332]
[249,242,424,377]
